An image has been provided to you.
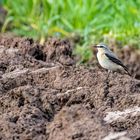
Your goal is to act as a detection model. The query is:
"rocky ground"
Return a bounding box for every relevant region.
[0,34,140,140]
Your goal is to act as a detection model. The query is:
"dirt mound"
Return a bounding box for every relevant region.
[44,38,75,65]
[0,34,140,140]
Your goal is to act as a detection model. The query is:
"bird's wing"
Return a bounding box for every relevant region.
[105,52,127,69]
[105,52,131,76]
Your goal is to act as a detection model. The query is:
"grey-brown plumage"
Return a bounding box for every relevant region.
[105,53,131,76]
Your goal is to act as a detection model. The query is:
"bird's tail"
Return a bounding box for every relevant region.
[123,66,131,77]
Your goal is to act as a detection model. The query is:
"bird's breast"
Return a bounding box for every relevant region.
[97,52,122,71]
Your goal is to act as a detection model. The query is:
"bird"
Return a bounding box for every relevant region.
[95,43,131,79]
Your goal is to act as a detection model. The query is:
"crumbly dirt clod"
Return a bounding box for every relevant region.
[0,34,140,140]
[44,37,75,65]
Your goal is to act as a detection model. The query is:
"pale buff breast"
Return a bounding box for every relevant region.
[97,52,123,71]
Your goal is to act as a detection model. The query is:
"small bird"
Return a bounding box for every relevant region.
[95,43,131,78]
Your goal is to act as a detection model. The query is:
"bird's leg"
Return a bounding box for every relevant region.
[106,70,111,80]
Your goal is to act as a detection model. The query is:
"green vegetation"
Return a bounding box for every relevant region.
[1,0,140,62]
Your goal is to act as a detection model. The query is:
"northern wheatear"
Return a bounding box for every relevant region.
[95,43,131,78]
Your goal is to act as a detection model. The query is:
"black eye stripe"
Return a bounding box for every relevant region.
[98,45,104,48]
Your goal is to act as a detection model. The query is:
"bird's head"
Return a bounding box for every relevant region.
[95,43,109,52]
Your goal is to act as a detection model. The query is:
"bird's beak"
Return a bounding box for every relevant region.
[93,45,98,48]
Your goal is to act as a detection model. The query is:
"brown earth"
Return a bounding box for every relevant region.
[0,34,140,140]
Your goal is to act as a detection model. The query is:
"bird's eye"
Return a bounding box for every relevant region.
[99,45,104,48]
[96,45,105,48]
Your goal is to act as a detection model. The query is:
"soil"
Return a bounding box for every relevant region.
[0,34,140,140]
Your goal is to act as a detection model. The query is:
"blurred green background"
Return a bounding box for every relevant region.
[0,0,140,62]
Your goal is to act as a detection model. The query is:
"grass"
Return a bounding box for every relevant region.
[1,0,140,62]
